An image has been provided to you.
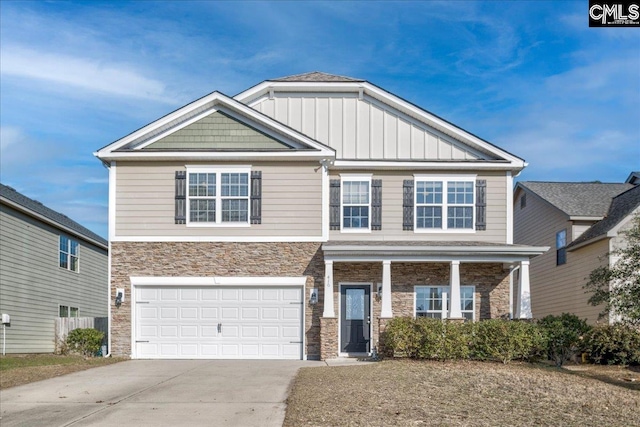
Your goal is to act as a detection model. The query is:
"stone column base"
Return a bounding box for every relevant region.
[320,317,338,360]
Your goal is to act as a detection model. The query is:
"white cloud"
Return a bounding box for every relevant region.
[0,126,26,151]
[0,46,176,104]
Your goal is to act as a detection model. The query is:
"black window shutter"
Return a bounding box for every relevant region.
[250,171,262,224]
[402,179,414,231]
[330,179,341,230]
[371,179,382,230]
[175,171,186,224]
[475,179,486,231]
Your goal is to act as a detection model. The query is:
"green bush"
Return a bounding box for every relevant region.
[66,328,104,357]
[413,317,472,361]
[584,323,640,365]
[537,313,591,367]
[471,319,545,364]
[379,317,421,358]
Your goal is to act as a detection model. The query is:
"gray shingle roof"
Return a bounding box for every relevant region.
[519,181,633,217]
[268,71,365,82]
[0,183,107,248]
[567,184,640,249]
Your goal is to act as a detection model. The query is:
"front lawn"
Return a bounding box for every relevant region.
[0,354,125,389]
[284,360,639,427]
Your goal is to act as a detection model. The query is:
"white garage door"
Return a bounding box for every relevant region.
[134,286,303,359]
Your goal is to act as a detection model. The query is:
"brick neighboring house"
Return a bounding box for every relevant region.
[96,72,546,360]
[514,173,640,323]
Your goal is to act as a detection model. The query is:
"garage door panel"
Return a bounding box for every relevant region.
[135,285,302,359]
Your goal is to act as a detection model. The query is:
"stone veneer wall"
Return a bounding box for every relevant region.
[110,242,324,358]
[331,262,511,354]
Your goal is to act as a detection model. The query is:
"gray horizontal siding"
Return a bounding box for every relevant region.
[0,205,108,353]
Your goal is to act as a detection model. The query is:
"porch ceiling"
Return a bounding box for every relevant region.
[321,241,549,263]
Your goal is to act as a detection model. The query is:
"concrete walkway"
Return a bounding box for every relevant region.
[0,359,325,427]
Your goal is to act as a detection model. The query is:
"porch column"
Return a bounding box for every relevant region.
[515,260,532,319]
[323,260,335,318]
[448,260,463,319]
[381,260,393,318]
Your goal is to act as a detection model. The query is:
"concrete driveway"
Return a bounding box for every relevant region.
[0,359,325,427]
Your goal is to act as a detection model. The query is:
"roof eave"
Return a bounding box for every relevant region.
[0,196,108,250]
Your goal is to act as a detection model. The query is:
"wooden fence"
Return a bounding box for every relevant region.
[55,317,108,353]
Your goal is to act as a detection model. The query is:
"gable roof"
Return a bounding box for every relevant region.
[95,91,334,162]
[235,72,526,170]
[627,171,640,185]
[0,183,108,249]
[517,181,633,218]
[269,72,365,83]
[568,184,640,250]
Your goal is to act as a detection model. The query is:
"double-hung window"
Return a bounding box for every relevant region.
[415,285,475,320]
[187,167,250,225]
[341,176,371,231]
[415,176,475,231]
[556,229,567,265]
[59,236,79,272]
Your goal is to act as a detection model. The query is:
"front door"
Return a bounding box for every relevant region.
[340,285,371,353]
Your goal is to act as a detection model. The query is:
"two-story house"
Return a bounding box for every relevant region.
[0,184,108,353]
[514,176,640,323]
[95,72,547,360]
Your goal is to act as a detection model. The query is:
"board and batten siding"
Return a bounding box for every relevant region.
[0,205,108,353]
[513,189,605,322]
[115,161,322,237]
[252,94,482,161]
[330,171,507,243]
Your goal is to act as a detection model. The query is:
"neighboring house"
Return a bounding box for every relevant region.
[95,72,547,360]
[514,175,640,323]
[0,184,108,353]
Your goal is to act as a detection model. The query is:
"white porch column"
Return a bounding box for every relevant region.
[515,260,532,319]
[380,260,393,318]
[323,260,335,318]
[448,260,463,319]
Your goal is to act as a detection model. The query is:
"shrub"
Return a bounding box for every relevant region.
[537,313,591,367]
[66,328,104,357]
[379,317,421,358]
[584,323,640,365]
[471,319,545,364]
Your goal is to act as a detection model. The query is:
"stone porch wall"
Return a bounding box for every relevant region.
[110,242,324,358]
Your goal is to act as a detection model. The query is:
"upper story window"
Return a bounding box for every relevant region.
[59,236,78,272]
[186,167,250,226]
[415,285,475,321]
[556,229,567,265]
[341,175,371,231]
[414,176,475,231]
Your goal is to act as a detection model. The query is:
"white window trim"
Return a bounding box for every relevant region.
[413,285,476,321]
[58,304,79,318]
[340,174,372,233]
[59,236,80,273]
[413,174,477,234]
[185,166,252,227]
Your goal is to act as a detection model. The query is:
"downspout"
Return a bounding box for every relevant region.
[101,159,115,357]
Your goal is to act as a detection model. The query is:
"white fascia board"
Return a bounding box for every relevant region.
[0,197,108,250]
[235,81,366,103]
[95,91,334,158]
[97,151,331,162]
[323,253,547,263]
[569,216,604,221]
[332,160,518,171]
[111,235,326,242]
[322,244,548,256]
[130,276,306,287]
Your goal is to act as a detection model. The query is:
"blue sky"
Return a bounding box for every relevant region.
[1,1,638,239]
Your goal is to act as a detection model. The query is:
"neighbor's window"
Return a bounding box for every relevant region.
[415,286,475,320]
[59,305,79,318]
[342,177,371,230]
[556,229,567,266]
[187,168,250,225]
[59,236,79,272]
[415,177,475,231]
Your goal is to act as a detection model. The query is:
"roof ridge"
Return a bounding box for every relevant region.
[268,71,365,82]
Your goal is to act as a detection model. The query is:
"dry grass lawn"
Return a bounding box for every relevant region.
[0,354,125,389]
[284,360,639,427]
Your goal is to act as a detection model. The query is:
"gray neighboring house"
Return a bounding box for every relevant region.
[514,175,640,323]
[0,183,108,353]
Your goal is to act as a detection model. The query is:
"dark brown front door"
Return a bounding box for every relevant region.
[340,285,371,353]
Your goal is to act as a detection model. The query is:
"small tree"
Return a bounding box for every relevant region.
[538,313,590,367]
[584,214,640,326]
